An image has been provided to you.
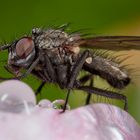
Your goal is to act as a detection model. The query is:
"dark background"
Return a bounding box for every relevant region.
[0,0,140,123]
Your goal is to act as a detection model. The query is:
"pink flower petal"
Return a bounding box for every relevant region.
[0,80,139,140]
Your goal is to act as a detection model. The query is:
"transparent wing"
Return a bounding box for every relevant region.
[79,36,140,50]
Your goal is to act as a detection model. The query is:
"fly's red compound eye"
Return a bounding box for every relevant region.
[16,37,34,59]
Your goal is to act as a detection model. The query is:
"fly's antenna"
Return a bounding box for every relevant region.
[0,44,10,51]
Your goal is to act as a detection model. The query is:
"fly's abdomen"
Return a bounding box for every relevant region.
[83,54,130,89]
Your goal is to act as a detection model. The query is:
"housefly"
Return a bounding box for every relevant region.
[1,25,140,111]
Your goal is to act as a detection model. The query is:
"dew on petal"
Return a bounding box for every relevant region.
[51,99,71,110]
[0,80,36,114]
[38,99,52,108]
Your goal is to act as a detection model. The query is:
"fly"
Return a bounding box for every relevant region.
[1,25,140,112]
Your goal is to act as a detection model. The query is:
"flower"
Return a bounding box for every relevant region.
[0,80,139,140]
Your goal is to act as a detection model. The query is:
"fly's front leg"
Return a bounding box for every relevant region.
[31,70,48,96]
[4,65,18,75]
[18,54,41,79]
[34,54,57,96]
[35,81,46,96]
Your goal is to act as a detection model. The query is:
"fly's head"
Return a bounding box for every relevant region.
[8,37,35,75]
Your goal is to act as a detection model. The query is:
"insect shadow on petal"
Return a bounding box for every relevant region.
[1,24,140,112]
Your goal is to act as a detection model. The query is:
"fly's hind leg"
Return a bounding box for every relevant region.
[85,78,93,105]
[76,85,128,111]
[79,74,94,105]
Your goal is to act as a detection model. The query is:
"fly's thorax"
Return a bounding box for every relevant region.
[32,28,69,49]
[32,28,81,53]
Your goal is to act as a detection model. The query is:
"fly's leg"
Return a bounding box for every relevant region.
[18,52,56,81]
[31,70,48,95]
[68,50,90,88]
[79,74,92,84]
[61,89,71,113]
[76,85,128,111]
[35,54,57,95]
[4,65,14,75]
[62,50,90,112]
[35,81,46,96]
[78,74,94,105]
[17,54,41,79]
[85,77,93,105]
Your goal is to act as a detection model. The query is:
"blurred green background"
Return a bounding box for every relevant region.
[0,0,140,124]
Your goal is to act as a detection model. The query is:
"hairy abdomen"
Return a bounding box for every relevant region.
[83,53,130,89]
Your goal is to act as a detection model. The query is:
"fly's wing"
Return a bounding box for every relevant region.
[79,36,140,50]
